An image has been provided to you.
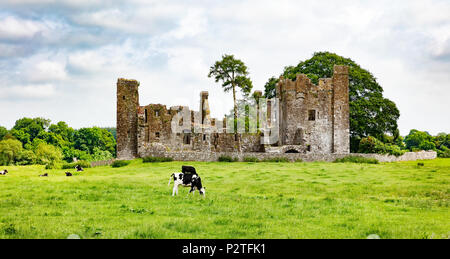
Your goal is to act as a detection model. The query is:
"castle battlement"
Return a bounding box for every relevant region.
[116,65,350,159]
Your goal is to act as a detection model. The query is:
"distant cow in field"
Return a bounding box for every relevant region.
[65,172,73,176]
[168,166,205,196]
[39,173,48,177]
[75,165,83,172]
[0,170,8,175]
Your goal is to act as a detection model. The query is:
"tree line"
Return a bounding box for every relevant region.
[0,117,116,167]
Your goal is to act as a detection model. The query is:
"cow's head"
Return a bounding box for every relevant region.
[4,170,7,174]
[192,176,205,196]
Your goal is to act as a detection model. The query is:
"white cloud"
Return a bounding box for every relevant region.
[0,84,56,100]
[17,53,68,82]
[0,16,44,40]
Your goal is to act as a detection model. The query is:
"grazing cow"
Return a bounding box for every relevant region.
[168,172,205,196]
[0,169,8,175]
[75,165,83,172]
[39,173,48,177]
[182,165,197,175]
[65,172,73,176]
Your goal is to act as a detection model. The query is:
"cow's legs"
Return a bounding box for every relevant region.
[172,184,178,196]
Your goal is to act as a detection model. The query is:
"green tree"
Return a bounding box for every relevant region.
[102,127,117,140]
[12,117,50,145]
[263,77,279,99]
[73,127,116,155]
[10,128,31,146]
[264,52,400,152]
[91,147,113,161]
[0,126,7,141]
[48,121,75,142]
[35,143,63,165]
[208,54,253,137]
[0,139,23,165]
[17,150,37,165]
[434,133,450,150]
[404,129,434,151]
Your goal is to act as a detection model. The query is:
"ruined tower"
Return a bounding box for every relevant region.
[331,65,350,153]
[276,65,350,154]
[117,78,139,159]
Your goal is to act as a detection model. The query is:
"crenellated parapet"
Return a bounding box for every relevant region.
[117,65,350,159]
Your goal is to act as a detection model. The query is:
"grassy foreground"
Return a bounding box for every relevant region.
[0,159,449,239]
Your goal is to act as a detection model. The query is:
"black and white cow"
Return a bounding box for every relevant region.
[75,165,84,172]
[182,165,197,175]
[0,169,8,175]
[168,167,205,196]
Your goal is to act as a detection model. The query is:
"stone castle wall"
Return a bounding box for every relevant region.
[138,151,437,163]
[116,65,350,160]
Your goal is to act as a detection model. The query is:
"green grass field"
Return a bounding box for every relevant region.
[0,159,449,239]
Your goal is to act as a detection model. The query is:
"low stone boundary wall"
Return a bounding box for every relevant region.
[90,159,116,167]
[141,150,437,163]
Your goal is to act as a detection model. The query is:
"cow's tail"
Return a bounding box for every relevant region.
[168,173,174,186]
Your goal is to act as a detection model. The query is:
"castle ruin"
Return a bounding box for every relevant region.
[117,65,350,160]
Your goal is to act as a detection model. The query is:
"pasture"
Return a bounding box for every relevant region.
[0,159,449,239]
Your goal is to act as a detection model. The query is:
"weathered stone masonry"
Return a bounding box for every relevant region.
[117,65,351,159]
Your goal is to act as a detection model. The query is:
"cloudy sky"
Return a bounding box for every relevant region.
[0,0,449,135]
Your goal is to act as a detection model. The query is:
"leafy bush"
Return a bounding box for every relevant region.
[0,139,23,165]
[62,160,91,169]
[419,141,436,151]
[262,157,290,163]
[111,160,131,168]
[218,156,238,162]
[384,144,406,156]
[45,162,62,170]
[16,150,37,165]
[35,143,63,165]
[437,146,450,158]
[243,156,259,162]
[358,136,405,156]
[334,156,379,164]
[91,147,113,162]
[142,156,173,163]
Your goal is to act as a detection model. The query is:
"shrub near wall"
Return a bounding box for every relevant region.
[218,156,238,162]
[334,156,379,164]
[111,160,131,168]
[243,156,259,162]
[358,136,406,156]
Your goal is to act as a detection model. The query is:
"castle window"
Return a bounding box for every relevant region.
[203,134,206,141]
[183,134,191,145]
[155,132,160,138]
[308,110,316,121]
[307,145,311,152]
[144,109,148,123]
[155,110,159,117]
[123,96,126,100]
